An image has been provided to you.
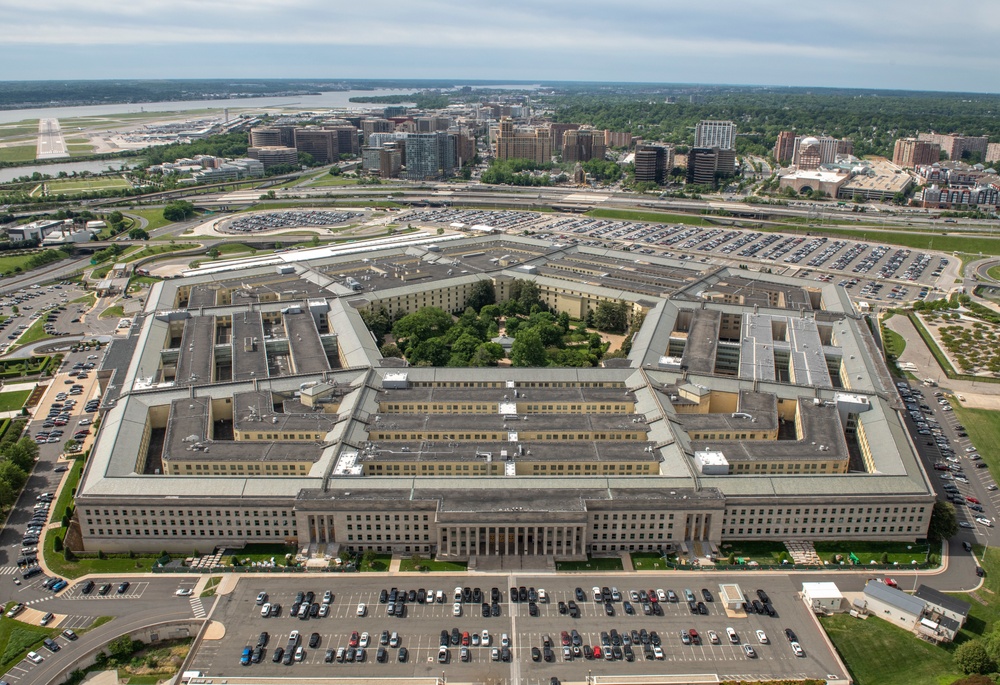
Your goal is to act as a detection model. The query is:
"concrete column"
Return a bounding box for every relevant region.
[494,527,500,555]
[436,527,444,556]
[533,526,538,555]
[310,516,317,543]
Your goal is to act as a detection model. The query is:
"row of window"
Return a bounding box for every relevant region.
[724,506,925,516]
[243,433,324,441]
[178,463,309,473]
[725,516,922,526]
[370,432,644,441]
[728,526,916,535]
[90,529,291,538]
[84,509,292,517]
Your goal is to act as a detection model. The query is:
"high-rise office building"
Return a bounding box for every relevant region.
[695,120,735,150]
[634,144,674,185]
[686,147,736,187]
[293,126,359,164]
[247,146,299,169]
[893,138,941,168]
[383,105,407,118]
[404,132,455,180]
[773,131,796,163]
[362,118,393,140]
[605,130,633,149]
[495,118,552,165]
[987,143,1000,164]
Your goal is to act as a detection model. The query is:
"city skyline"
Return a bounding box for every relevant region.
[1,0,999,92]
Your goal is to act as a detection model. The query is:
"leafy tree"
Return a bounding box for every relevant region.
[466,280,496,312]
[954,640,995,675]
[593,301,630,334]
[470,342,505,367]
[328,166,342,176]
[162,201,195,222]
[392,307,453,352]
[511,328,548,367]
[379,343,403,358]
[6,436,39,472]
[409,338,450,367]
[361,305,395,343]
[928,501,959,542]
[0,460,27,492]
[128,227,149,240]
[207,247,220,259]
[0,479,14,508]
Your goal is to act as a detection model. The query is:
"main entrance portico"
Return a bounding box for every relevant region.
[437,523,586,560]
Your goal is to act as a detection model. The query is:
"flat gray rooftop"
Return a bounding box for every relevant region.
[669,389,779,433]
[175,316,216,385]
[680,309,721,375]
[691,398,848,462]
[372,412,651,434]
[361,440,658,463]
[231,310,268,381]
[233,390,341,434]
[187,285,218,309]
[284,311,330,374]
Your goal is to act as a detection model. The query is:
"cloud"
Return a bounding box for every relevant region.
[0,0,997,89]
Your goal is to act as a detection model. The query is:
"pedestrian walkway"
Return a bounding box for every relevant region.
[190,597,207,618]
[0,566,19,575]
[388,556,401,573]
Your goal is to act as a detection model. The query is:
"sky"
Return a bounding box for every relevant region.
[1,0,999,92]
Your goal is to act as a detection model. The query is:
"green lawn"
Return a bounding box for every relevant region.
[306,175,367,187]
[50,459,83,524]
[631,551,674,571]
[125,208,180,232]
[99,305,125,319]
[45,177,130,196]
[10,317,55,349]
[820,613,961,685]
[359,554,392,572]
[716,540,790,565]
[0,146,36,163]
[398,556,468,573]
[587,208,715,226]
[988,265,1000,282]
[882,325,906,359]
[43,535,169,578]
[0,252,48,275]
[0,121,39,139]
[70,292,97,307]
[555,557,623,572]
[227,543,297,567]
[812,541,931,566]
[948,400,1000,478]
[0,390,29,412]
[0,620,57,676]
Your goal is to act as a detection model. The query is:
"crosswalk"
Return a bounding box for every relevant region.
[0,566,20,575]
[191,597,207,618]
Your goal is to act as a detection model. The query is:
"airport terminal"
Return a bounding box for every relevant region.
[74,233,935,561]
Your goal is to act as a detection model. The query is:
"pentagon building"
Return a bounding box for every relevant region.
[76,234,934,559]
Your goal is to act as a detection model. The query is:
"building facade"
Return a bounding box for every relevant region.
[893,138,941,168]
[495,118,552,165]
[634,144,673,185]
[695,120,735,150]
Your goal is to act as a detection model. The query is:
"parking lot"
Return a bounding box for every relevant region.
[404,208,952,306]
[190,574,845,683]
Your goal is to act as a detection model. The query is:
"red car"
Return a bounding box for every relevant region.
[884,578,898,588]
[648,589,659,603]
[968,496,981,505]
[560,631,571,646]
[593,645,602,659]
[349,632,359,648]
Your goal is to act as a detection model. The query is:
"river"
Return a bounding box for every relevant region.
[0,88,420,125]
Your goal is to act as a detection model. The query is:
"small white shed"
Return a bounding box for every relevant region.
[802,581,845,613]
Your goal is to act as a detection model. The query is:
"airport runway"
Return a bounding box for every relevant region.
[36,118,69,159]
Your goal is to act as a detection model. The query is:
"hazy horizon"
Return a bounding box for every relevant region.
[1,0,997,92]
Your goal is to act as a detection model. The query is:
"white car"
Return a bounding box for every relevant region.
[791,641,805,657]
[501,633,510,648]
[356,602,367,616]
[452,602,462,616]
[977,517,993,527]
[653,645,664,659]
[481,630,490,646]
[175,588,193,596]
[756,630,769,644]
[260,602,271,617]
[26,651,43,664]
[359,632,370,647]
[656,589,667,602]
